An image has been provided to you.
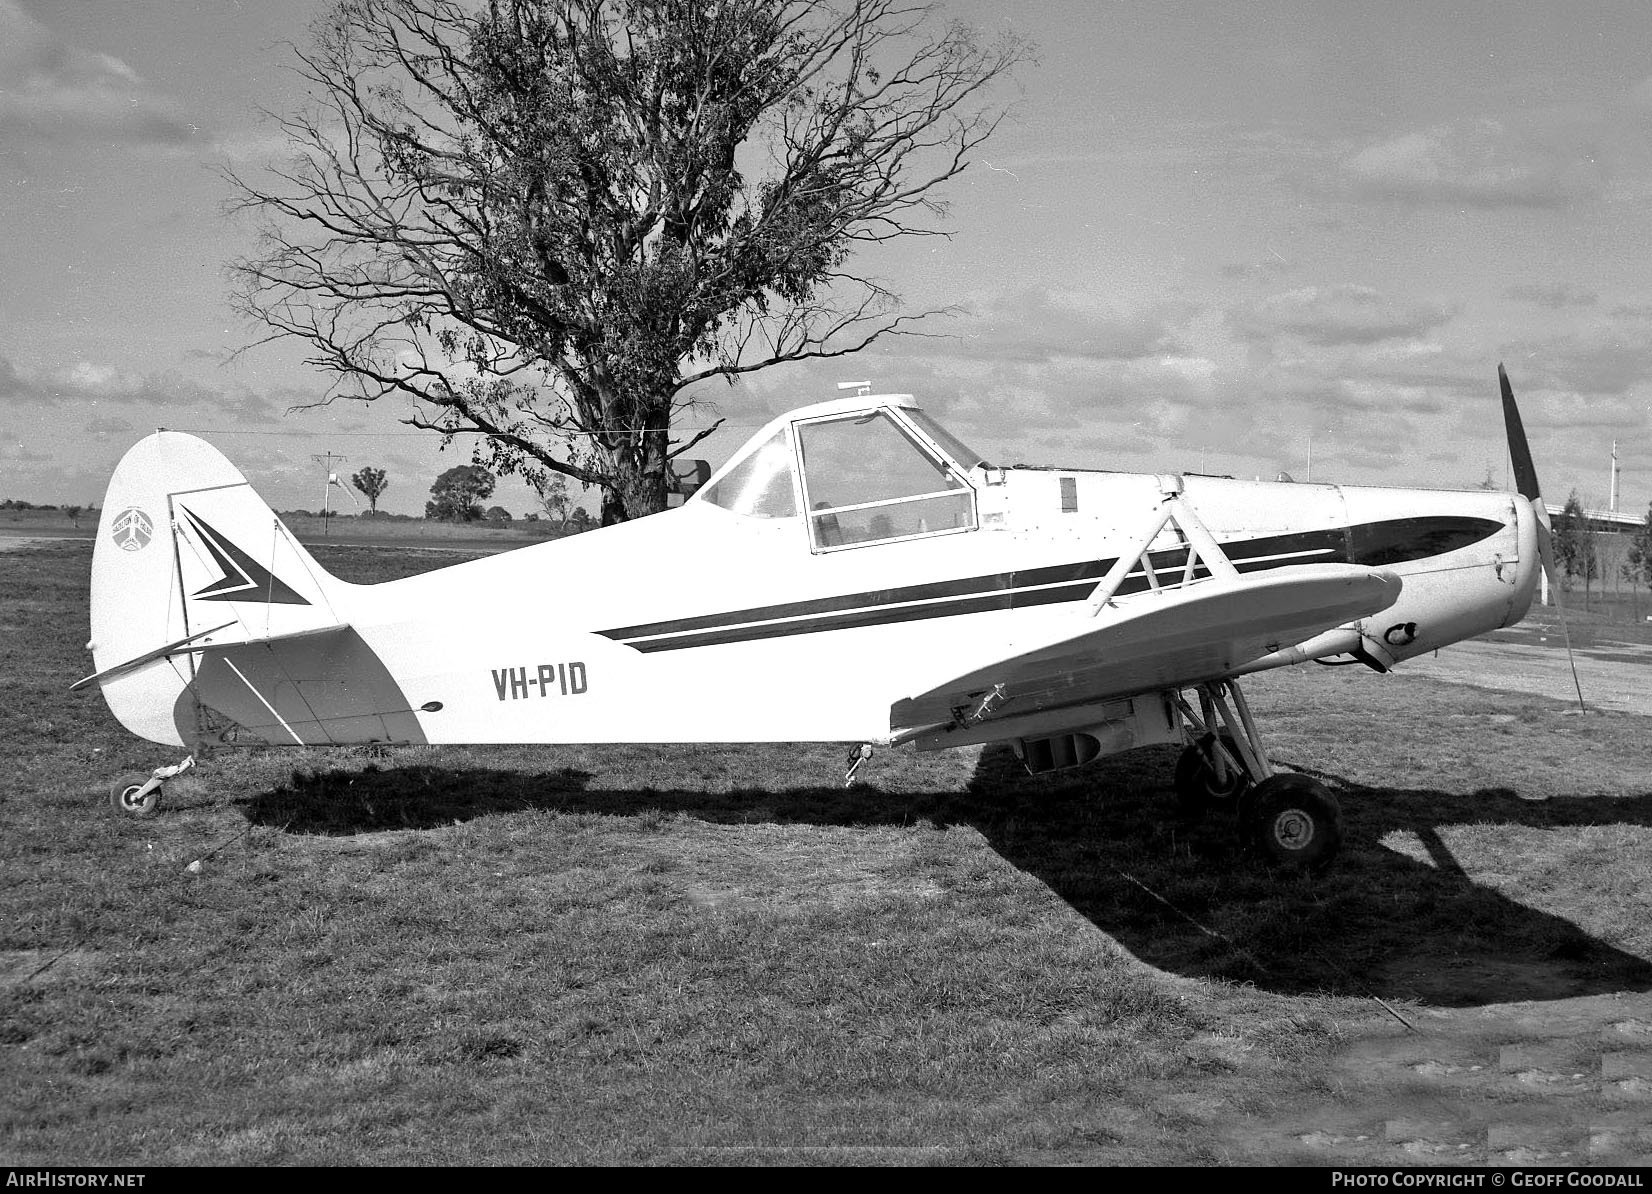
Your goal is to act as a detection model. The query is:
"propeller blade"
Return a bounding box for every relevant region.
[1500,364,1584,710]
[1499,363,1543,503]
[1499,364,1556,573]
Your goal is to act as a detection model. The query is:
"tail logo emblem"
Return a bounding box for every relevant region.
[180,509,310,606]
[111,507,153,552]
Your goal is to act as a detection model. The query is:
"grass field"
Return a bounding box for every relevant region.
[0,505,564,551]
[4,540,1652,1165]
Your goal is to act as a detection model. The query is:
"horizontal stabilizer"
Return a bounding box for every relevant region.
[185,625,427,747]
[69,621,237,692]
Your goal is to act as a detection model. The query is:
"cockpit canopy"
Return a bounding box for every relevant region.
[699,399,983,552]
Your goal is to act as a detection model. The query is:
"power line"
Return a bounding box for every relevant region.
[161,424,750,438]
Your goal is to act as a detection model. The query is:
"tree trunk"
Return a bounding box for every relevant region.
[599,422,672,525]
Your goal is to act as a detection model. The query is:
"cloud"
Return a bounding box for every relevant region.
[1507,283,1598,310]
[1512,328,1652,402]
[827,283,1477,482]
[1626,75,1652,116]
[0,440,52,465]
[743,287,1223,467]
[945,288,1190,365]
[727,283,1559,490]
[84,415,135,441]
[1340,118,1606,209]
[1219,258,1293,281]
[0,353,218,406]
[1226,284,1456,348]
[0,0,201,146]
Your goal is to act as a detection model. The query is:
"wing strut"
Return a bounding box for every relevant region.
[1086,475,1238,615]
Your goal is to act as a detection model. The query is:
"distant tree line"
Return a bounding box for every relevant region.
[2,500,92,526]
[1551,489,1652,616]
[293,461,596,532]
[1552,491,1599,599]
[1625,502,1652,588]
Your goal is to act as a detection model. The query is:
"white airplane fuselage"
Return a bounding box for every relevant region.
[86,395,1539,753]
[343,468,1535,744]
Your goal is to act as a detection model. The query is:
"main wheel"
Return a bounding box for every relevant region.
[110,775,161,818]
[1241,773,1342,873]
[1173,732,1250,816]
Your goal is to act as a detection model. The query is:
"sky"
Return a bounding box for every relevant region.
[4,0,1652,518]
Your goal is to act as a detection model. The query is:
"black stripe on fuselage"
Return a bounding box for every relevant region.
[596,516,1501,653]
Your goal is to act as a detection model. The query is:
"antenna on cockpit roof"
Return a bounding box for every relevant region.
[836,380,872,396]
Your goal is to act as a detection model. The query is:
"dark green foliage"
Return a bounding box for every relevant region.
[229,1,1025,523]
[351,467,390,514]
[1624,501,1652,587]
[1552,490,1597,590]
[425,464,497,522]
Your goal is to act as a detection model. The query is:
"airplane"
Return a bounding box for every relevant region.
[77,367,1556,875]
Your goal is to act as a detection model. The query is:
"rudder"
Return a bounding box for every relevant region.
[89,433,347,747]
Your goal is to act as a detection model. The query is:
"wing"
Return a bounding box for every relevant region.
[892,563,1400,734]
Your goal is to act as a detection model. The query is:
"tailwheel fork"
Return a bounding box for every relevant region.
[843,744,874,787]
[109,754,195,818]
[1171,680,1342,873]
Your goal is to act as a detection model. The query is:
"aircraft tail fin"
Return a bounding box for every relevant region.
[88,432,350,747]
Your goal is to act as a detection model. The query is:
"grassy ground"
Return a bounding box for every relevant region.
[4,541,1652,1164]
[0,507,563,551]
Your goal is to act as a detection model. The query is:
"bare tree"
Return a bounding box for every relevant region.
[532,472,573,530]
[229,0,1027,522]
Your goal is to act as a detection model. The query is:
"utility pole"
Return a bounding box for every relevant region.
[312,451,348,536]
[1610,440,1619,514]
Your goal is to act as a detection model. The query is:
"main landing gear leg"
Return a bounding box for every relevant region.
[1171,680,1343,874]
[109,754,195,818]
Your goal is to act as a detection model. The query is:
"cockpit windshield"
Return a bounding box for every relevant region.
[697,403,980,550]
[798,410,975,549]
[903,408,986,471]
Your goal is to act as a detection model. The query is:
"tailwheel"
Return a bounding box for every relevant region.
[1172,731,1250,816]
[1240,773,1342,874]
[106,755,194,818]
[110,774,161,818]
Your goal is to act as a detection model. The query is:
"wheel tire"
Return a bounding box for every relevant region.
[1241,773,1342,874]
[1173,732,1250,816]
[110,775,161,818]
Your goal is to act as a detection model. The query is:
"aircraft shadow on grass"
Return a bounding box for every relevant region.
[240,744,1652,1007]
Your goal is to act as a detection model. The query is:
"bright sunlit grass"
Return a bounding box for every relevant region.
[5,541,1652,1164]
